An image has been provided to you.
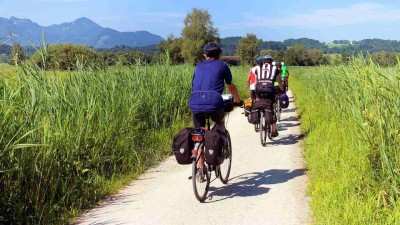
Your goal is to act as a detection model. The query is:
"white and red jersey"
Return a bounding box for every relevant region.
[249,65,262,90]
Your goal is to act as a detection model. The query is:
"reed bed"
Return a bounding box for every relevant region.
[290,59,400,224]
[0,62,249,224]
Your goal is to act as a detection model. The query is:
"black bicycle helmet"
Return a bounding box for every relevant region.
[203,42,222,56]
[263,55,273,62]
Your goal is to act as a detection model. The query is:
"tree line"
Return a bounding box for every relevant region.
[3,8,400,69]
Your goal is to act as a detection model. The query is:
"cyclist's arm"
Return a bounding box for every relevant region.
[223,63,241,103]
[227,83,241,103]
[246,71,251,87]
[276,76,284,92]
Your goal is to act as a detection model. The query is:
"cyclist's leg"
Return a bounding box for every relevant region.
[210,108,225,133]
[192,111,206,129]
[267,91,279,137]
[283,77,288,91]
[192,112,207,168]
[250,90,256,102]
[273,86,279,113]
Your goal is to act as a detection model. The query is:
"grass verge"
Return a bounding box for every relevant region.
[290,60,399,224]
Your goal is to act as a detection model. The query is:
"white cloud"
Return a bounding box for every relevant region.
[222,2,400,29]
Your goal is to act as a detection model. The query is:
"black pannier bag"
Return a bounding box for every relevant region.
[172,127,194,165]
[204,129,226,165]
[253,99,274,125]
[248,110,260,124]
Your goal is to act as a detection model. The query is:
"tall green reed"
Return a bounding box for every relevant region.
[0,63,193,224]
[290,58,399,224]
[0,61,249,224]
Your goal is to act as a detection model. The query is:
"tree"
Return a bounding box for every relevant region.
[236,33,261,65]
[221,36,241,56]
[260,41,287,51]
[181,8,219,65]
[9,42,26,66]
[30,44,103,70]
[283,44,308,66]
[369,51,397,66]
[341,52,351,64]
[307,49,327,66]
[157,34,184,64]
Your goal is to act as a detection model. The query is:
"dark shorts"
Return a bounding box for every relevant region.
[256,87,276,102]
[192,108,225,129]
[250,90,256,100]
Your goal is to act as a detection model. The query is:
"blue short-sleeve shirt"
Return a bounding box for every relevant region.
[189,60,232,112]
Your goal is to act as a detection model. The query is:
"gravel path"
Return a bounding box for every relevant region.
[75,90,311,225]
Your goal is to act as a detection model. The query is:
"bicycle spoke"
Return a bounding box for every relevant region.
[192,159,209,202]
[219,130,232,184]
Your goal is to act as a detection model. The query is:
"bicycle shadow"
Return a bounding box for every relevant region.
[281,108,297,113]
[206,168,306,203]
[280,116,299,122]
[277,122,300,131]
[267,134,303,146]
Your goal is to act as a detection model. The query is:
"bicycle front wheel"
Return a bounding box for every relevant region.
[260,111,267,146]
[192,160,210,202]
[218,130,232,184]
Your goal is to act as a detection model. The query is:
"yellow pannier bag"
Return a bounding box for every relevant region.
[244,98,252,117]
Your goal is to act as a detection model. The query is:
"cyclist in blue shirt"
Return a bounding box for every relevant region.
[189,42,242,133]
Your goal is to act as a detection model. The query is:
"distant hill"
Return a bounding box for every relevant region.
[0,17,164,48]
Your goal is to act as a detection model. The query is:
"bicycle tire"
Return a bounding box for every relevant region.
[254,123,260,132]
[218,130,232,184]
[267,123,272,140]
[260,111,267,146]
[192,160,210,202]
[276,99,281,122]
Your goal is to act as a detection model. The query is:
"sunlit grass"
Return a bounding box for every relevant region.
[0,61,250,224]
[290,59,400,224]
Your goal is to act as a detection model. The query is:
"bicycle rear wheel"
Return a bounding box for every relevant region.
[218,130,232,184]
[276,99,281,122]
[192,160,210,202]
[260,111,267,146]
[254,123,260,132]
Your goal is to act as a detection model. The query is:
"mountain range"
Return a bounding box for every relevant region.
[0,17,164,48]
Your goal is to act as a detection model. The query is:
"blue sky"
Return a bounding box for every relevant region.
[1,0,400,42]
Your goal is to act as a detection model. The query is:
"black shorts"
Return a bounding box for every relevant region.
[256,87,275,102]
[192,108,225,129]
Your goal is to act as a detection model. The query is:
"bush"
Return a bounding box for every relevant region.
[30,44,103,70]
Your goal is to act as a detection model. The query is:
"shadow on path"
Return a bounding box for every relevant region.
[268,134,303,146]
[206,169,306,203]
[282,108,297,113]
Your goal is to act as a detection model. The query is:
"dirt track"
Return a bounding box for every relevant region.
[75,90,311,225]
